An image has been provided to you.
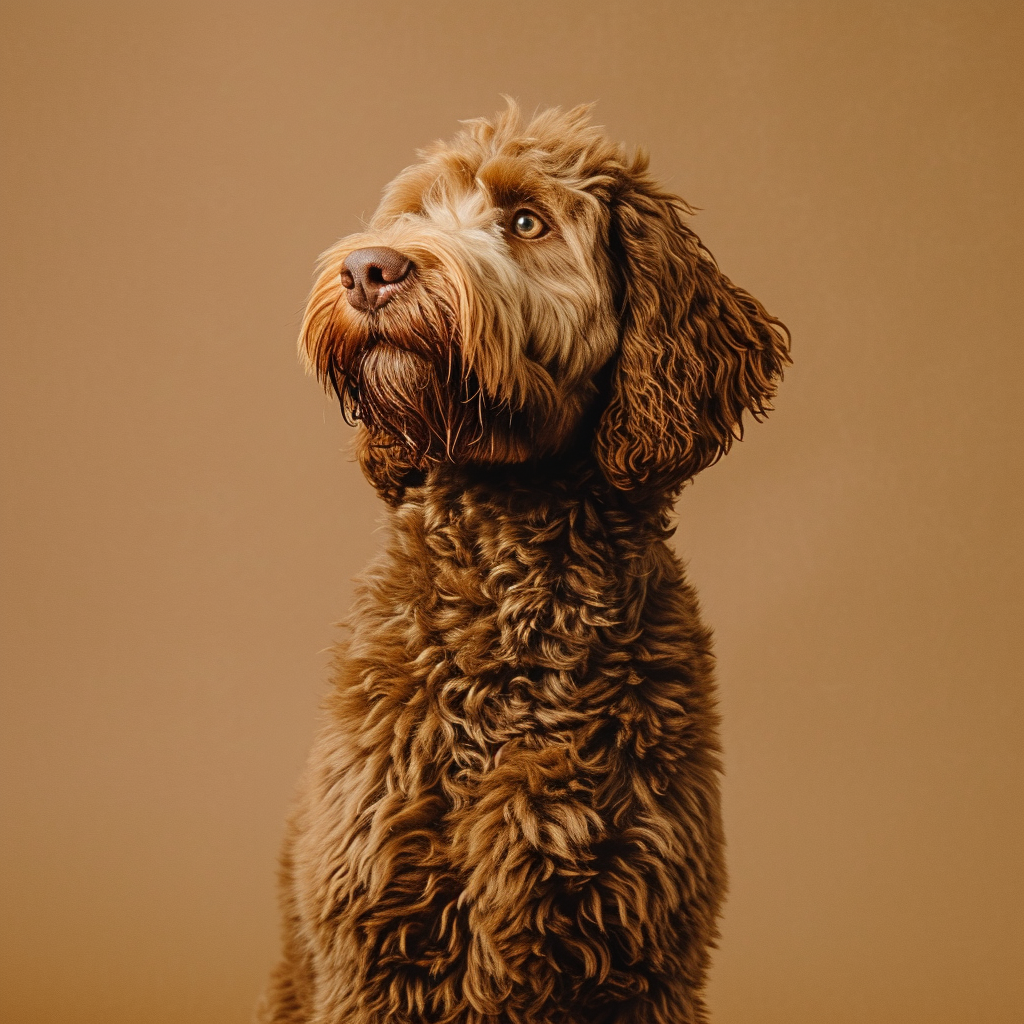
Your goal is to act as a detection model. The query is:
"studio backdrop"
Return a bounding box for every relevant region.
[1,3,1021,1023]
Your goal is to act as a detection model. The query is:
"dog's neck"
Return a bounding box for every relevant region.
[385,455,679,604]
[360,453,687,712]
[415,455,672,530]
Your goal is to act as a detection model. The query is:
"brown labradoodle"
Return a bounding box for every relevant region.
[260,102,789,1024]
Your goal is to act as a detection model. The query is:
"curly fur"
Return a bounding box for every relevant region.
[261,102,789,1024]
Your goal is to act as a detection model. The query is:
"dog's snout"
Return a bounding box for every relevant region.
[341,247,414,311]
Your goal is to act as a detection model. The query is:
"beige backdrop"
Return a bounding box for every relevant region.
[2,2,1021,1022]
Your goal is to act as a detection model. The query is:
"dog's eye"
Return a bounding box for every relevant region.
[511,210,548,239]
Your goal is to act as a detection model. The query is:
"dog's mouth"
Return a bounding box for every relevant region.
[357,334,459,401]
[359,337,432,386]
[362,333,427,361]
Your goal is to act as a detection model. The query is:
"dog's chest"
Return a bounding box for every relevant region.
[296,483,722,1021]
[406,500,626,762]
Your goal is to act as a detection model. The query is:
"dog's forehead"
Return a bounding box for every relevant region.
[475,154,565,208]
[375,141,599,225]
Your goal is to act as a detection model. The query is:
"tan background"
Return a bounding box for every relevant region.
[2,2,1021,1022]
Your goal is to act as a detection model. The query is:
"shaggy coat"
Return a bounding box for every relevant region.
[261,104,789,1024]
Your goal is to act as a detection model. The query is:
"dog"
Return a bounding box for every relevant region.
[260,102,789,1024]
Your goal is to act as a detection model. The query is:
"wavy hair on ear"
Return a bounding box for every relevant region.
[594,154,791,494]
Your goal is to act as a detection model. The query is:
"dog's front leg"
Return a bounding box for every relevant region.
[257,805,319,1023]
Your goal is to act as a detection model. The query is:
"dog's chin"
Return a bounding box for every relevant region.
[353,338,487,464]
[360,338,429,384]
[343,326,591,470]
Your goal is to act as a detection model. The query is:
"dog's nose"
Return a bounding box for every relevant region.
[340,247,414,311]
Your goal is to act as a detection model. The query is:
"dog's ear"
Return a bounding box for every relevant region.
[593,160,791,494]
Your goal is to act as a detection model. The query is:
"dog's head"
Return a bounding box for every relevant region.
[301,102,790,502]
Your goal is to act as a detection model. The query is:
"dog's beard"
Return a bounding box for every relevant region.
[342,340,487,463]
[317,290,494,465]
[314,283,583,469]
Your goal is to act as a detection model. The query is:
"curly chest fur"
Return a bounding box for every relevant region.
[279,467,726,1024]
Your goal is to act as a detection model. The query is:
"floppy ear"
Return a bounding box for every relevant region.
[594,161,791,494]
